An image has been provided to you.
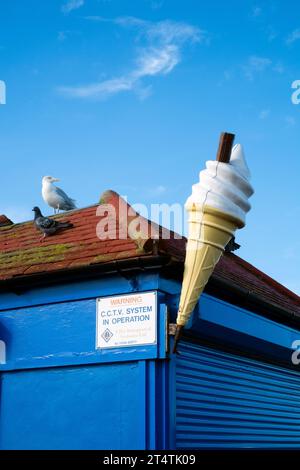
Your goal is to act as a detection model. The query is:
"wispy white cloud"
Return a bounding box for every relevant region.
[147,185,167,196]
[138,18,204,44]
[259,109,270,120]
[61,0,84,14]
[57,30,81,42]
[251,6,262,18]
[223,70,232,80]
[90,16,203,43]
[59,76,134,99]
[58,17,206,100]
[143,0,164,9]
[285,115,296,127]
[267,26,277,42]
[58,31,71,41]
[59,46,180,99]
[243,55,272,80]
[272,62,284,73]
[135,45,180,76]
[134,83,153,101]
[217,69,234,87]
[58,31,66,41]
[286,29,300,45]
[149,1,164,10]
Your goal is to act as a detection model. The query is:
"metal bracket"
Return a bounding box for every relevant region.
[168,323,177,336]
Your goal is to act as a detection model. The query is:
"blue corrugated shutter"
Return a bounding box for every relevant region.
[176,341,300,449]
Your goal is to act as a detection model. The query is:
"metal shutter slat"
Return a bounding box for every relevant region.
[176,342,300,449]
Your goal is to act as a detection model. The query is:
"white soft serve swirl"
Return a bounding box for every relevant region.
[186,144,254,226]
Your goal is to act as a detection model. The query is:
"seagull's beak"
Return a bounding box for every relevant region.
[52,178,60,182]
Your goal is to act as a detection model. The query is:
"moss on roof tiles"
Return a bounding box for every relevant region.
[0,225,15,232]
[0,243,75,268]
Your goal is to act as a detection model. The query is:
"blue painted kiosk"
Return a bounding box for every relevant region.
[0,191,300,449]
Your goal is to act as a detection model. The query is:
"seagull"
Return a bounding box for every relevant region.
[32,206,73,240]
[42,176,77,214]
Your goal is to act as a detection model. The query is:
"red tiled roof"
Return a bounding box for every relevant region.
[215,254,300,315]
[0,215,13,227]
[0,192,142,280]
[0,190,299,315]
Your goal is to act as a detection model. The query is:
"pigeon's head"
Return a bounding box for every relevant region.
[42,176,60,184]
[32,206,42,215]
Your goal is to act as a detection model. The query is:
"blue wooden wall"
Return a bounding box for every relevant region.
[0,272,170,450]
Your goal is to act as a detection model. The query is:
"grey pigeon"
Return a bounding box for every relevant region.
[42,176,77,214]
[33,206,73,239]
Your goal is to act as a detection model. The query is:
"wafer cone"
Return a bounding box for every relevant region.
[176,202,243,328]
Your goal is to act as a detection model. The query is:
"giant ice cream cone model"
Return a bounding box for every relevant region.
[174,133,254,351]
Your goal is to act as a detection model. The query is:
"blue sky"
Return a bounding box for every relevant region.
[0,0,299,294]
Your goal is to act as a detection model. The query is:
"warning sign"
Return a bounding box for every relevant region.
[96,291,157,349]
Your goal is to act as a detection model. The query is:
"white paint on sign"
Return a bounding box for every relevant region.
[96,291,157,349]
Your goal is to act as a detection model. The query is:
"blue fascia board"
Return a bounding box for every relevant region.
[186,293,300,354]
[0,272,160,311]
